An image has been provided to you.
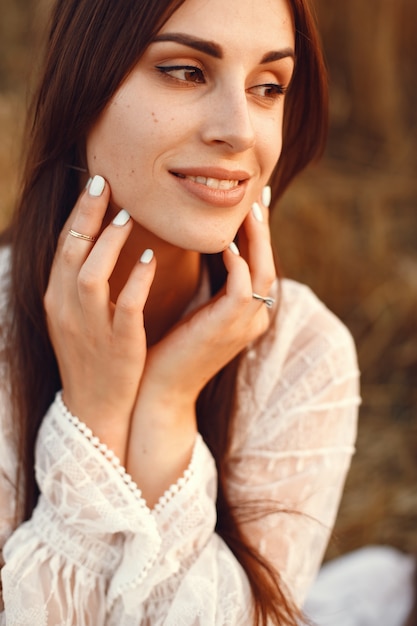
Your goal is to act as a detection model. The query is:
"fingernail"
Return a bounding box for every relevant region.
[112,209,130,226]
[252,202,263,222]
[228,242,240,256]
[89,175,105,197]
[262,185,271,208]
[85,177,92,190]
[140,248,154,264]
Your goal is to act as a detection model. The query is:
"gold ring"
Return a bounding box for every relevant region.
[68,229,97,243]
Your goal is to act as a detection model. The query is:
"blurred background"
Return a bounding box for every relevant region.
[0,0,416,558]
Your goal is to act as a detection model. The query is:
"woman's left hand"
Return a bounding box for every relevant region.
[126,195,276,506]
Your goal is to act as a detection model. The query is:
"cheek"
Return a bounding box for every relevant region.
[86,101,185,177]
[255,108,285,174]
[86,108,153,181]
[258,131,283,179]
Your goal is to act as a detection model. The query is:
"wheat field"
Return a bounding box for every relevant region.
[0,0,416,559]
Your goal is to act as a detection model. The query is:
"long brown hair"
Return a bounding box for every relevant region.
[2,0,328,624]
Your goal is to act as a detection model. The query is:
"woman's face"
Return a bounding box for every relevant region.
[86,0,295,253]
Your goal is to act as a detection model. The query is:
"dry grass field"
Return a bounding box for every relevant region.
[0,1,416,560]
[275,163,417,559]
[278,0,417,558]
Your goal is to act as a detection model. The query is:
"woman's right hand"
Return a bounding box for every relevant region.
[44,175,156,462]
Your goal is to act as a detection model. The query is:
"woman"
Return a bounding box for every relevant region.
[0,0,359,624]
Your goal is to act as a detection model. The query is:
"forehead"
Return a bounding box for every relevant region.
[159,0,295,53]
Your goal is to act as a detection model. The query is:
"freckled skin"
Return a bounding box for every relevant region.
[86,0,295,254]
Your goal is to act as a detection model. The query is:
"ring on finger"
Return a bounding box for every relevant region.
[68,228,97,243]
[252,293,275,308]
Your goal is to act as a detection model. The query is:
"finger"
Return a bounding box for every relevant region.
[46,177,108,318]
[221,240,272,344]
[221,242,253,306]
[113,249,157,341]
[59,175,109,273]
[48,175,110,327]
[242,199,276,299]
[77,209,134,321]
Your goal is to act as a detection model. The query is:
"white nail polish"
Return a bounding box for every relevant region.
[85,177,92,190]
[112,209,130,226]
[140,248,154,264]
[262,185,272,208]
[252,202,263,222]
[89,175,105,197]
[229,242,240,256]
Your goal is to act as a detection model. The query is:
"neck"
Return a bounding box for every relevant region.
[109,219,201,346]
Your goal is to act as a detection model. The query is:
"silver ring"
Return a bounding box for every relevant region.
[68,229,97,243]
[252,293,275,308]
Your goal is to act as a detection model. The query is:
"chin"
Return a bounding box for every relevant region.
[179,223,240,255]
[182,235,235,255]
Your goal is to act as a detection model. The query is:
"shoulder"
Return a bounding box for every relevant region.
[275,278,357,357]
[235,278,359,433]
[0,244,11,275]
[0,245,18,540]
[244,277,358,377]
[0,245,15,470]
[0,244,11,317]
[0,244,12,363]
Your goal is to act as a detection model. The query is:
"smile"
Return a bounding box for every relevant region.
[170,169,248,208]
[173,173,240,190]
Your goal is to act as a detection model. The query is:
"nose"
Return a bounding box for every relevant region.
[200,84,256,152]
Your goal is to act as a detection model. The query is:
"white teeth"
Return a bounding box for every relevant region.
[185,175,239,189]
[218,179,236,189]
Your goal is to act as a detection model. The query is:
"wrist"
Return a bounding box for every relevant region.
[60,390,130,463]
[126,399,197,508]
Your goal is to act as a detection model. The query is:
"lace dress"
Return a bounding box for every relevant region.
[0,247,360,625]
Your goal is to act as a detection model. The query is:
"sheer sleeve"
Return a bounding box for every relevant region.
[0,395,253,625]
[1,394,156,625]
[226,280,360,606]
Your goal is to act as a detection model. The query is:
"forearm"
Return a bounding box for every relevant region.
[1,395,159,625]
[126,390,197,508]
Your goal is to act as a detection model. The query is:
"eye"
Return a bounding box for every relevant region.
[156,65,205,84]
[249,83,287,100]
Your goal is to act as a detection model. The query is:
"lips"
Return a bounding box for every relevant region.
[170,167,250,207]
[173,173,240,190]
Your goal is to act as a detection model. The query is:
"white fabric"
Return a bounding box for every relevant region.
[304,546,415,626]
[0,246,360,624]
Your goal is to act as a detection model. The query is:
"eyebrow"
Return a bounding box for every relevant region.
[153,33,222,58]
[152,33,295,64]
[261,49,295,64]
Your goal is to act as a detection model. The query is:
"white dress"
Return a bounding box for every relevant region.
[0,247,360,625]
